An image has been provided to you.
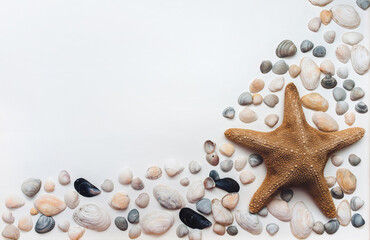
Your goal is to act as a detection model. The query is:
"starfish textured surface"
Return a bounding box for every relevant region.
[225,83,365,218]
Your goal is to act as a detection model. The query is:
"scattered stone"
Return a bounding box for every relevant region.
[226,225,238,236]
[196,198,212,215]
[289,64,301,78]
[264,114,279,128]
[355,101,368,114]
[264,94,279,108]
[267,199,292,222]
[301,93,329,111]
[248,153,263,167]
[128,209,140,224]
[348,154,361,166]
[266,223,279,236]
[300,40,314,53]
[234,156,248,171]
[222,107,235,119]
[272,60,289,75]
[238,92,253,106]
[260,60,272,74]
[312,112,339,132]
[333,87,347,101]
[219,143,235,157]
[220,159,233,172]
[308,17,321,32]
[331,186,344,199]
[280,189,293,202]
[313,46,326,57]
[350,196,364,211]
[324,219,339,234]
[313,221,325,235]
[249,79,265,93]
[135,193,150,208]
[351,213,365,228]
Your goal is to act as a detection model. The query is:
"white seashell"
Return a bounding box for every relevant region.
[100,179,114,192]
[331,5,361,29]
[5,194,25,209]
[337,200,351,226]
[68,226,85,240]
[235,210,262,235]
[118,168,133,185]
[312,112,339,132]
[145,166,163,180]
[153,185,185,210]
[44,178,55,192]
[2,210,15,224]
[351,45,370,75]
[188,161,201,174]
[290,201,314,239]
[239,171,256,184]
[73,204,111,232]
[221,193,239,210]
[267,199,292,222]
[219,143,235,157]
[308,17,321,32]
[17,215,33,232]
[2,225,20,240]
[58,170,71,185]
[64,190,80,209]
[344,112,356,126]
[186,180,205,203]
[320,59,335,76]
[58,219,70,232]
[164,159,184,177]
[336,44,351,63]
[239,107,258,123]
[188,229,202,240]
[342,32,364,46]
[135,193,150,208]
[34,194,66,216]
[336,66,348,79]
[309,0,333,6]
[234,156,248,171]
[211,199,233,226]
[141,210,174,235]
[323,31,336,44]
[331,154,344,167]
[268,76,285,92]
[129,225,141,239]
[300,57,321,90]
[325,176,336,187]
[110,192,130,210]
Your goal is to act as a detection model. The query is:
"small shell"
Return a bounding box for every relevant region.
[272,60,289,75]
[238,92,252,106]
[275,40,297,58]
[2,211,15,224]
[222,107,235,119]
[344,112,356,126]
[100,179,114,192]
[351,45,370,75]
[320,10,332,25]
[267,199,292,222]
[235,210,262,235]
[260,60,272,74]
[300,57,321,90]
[290,201,314,239]
[331,154,344,166]
[323,31,335,44]
[21,178,42,198]
[68,226,85,240]
[2,225,20,239]
[219,143,235,157]
[204,177,215,190]
[312,112,339,132]
[320,59,335,75]
[180,177,190,187]
[73,204,111,231]
[239,107,258,123]
[34,194,66,217]
[336,66,348,79]
[355,101,368,114]
[289,65,301,78]
[220,159,233,172]
[342,32,364,45]
[309,0,333,6]
[239,171,255,185]
[336,168,356,194]
[325,176,336,188]
[350,196,364,211]
[336,44,351,63]
[58,170,71,186]
[64,190,80,209]
[336,200,351,226]
[331,5,361,29]
[18,215,33,232]
[35,215,55,233]
[176,224,189,238]
[140,210,174,235]
[186,180,205,203]
[114,216,128,231]
[118,168,133,185]
[300,40,314,53]
[58,219,70,232]
[203,140,216,154]
[211,199,233,226]
[268,76,285,92]
[129,225,141,239]
[153,185,185,210]
[234,156,248,171]
[188,229,202,240]
[264,94,279,108]
[5,195,25,209]
[301,93,329,112]
[196,198,212,215]
[308,17,321,32]
[189,161,201,174]
[213,223,225,235]
[145,166,163,180]
[206,152,219,166]
[252,93,263,105]
[221,193,239,210]
[249,79,265,93]
[110,192,130,210]
[135,193,150,208]
[164,159,184,177]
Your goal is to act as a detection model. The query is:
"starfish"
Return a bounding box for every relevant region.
[225,83,365,218]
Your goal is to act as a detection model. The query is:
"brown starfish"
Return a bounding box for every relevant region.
[225,83,365,218]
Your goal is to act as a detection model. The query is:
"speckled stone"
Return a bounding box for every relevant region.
[313,46,326,57]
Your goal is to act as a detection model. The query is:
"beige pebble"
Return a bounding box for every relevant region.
[249,79,265,93]
[239,107,258,123]
[110,192,130,210]
[118,168,133,185]
[135,193,150,208]
[289,64,301,78]
[331,154,344,167]
[308,17,321,32]
[34,194,66,217]
[325,176,336,188]
[320,59,335,76]
[145,166,162,180]
[17,215,33,232]
[44,178,55,192]
[264,114,279,128]
[336,168,356,194]
[221,193,239,210]
[312,112,338,132]
[239,171,256,184]
[30,207,38,216]
[234,156,248,171]
[68,226,85,240]
[320,10,332,25]
[301,93,329,112]
[2,225,20,240]
[129,226,141,239]
[5,195,25,209]
[213,223,225,235]
[344,112,356,126]
[252,93,263,105]
[219,143,235,157]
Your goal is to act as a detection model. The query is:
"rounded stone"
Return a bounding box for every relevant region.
[313,46,326,57]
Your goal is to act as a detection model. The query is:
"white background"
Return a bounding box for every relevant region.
[0,0,368,239]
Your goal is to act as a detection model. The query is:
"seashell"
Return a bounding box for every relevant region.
[260,60,272,74]
[176,224,189,238]
[308,17,321,32]
[5,195,25,209]
[64,190,80,209]
[188,229,202,240]
[331,186,344,199]
[18,215,33,232]
[280,189,294,202]
[211,199,233,226]
[351,213,365,228]
[100,179,114,192]
[355,101,368,114]
[206,152,219,166]
[309,0,333,6]
[2,225,20,239]
[336,101,349,115]
[35,215,55,234]
[238,92,252,106]
[234,156,247,171]
[350,196,364,211]
[34,194,66,216]
[275,40,297,58]
[118,168,133,185]
[333,87,346,101]
[179,207,212,229]
[226,225,238,236]
[258,207,268,217]
[128,209,140,224]
[129,225,141,239]
[239,171,255,184]
[312,221,325,235]
[312,112,339,132]
[344,112,356,126]
[131,177,144,190]
[300,40,314,53]
[44,178,55,192]
[264,94,279,108]
[336,168,356,194]
[248,153,263,167]
[337,200,351,226]
[58,219,70,232]
[342,32,363,46]
[68,226,85,240]
[299,57,321,90]
[213,223,225,235]
[351,45,370,75]
[203,177,215,190]
[2,210,15,224]
[220,159,233,172]
[215,178,240,193]
[348,154,361,166]
[164,159,184,177]
[320,10,332,25]
[321,75,337,89]
[209,170,220,181]
[153,185,185,210]
[204,140,216,154]
[336,44,351,63]
[313,46,326,57]
[290,201,314,239]
[301,93,329,111]
[268,76,285,92]
[331,5,361,29]
[222,107,235,119]
[272,60,289,75]
[221,193,239,210]
[264,114,279,128]
[320,59,335,75]
[252,93,263,105]
[323,31,335,44]
[289,64,301,78]
[249,79,265,93]
[239,107,258,123]
[219,143,234,157]
[196,198,212,215]
[266,223,279,236]
[356,0,370,10]
[267,199,292,222]
[189,161,201,174]
[58,170,71,185]
[140,210,175,235]
[331,154,344,166]
[115,217,128,231]
[21,178,41,198]
[235,210,262,235]
[74,178,101,197]
[73,204,111,231]
[325,176,336,188]
[110,192,130,210]
[187,180,205,203]
[336,66,348,79]
[135,193,150,208]
[324,219,339,234]
[145,166,162,180]
[180,177,190,187]
[343,79,355,91]
[350,87,365,101]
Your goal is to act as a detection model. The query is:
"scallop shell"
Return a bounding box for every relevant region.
[153,185,185,210]
[140,210,174,235]
[267,199,292,222]
[64,190,80,209]
[336,44,351,63]
[276,40,297,58]
[34,194,66,217]
[309,0,333,6]
[58,170,71,185]
[342,32,364,46]
[211,199,233,226]
[186,180,205,203]
[351,45,370,75]
[300,57,321,90]
[331,5,361,29]
[290,201,314,239]
[337,200,351,226]
[235,210,262,235]
[73,204,111,232]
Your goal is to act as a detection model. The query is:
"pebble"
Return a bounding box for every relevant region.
[118,168,133,185]
[68,226,85,240]
[280,189,294,202]
[252,93,263,105]
[58,170,71,186]
[206,152,219,166]
[235,210,262,235]
[336,101,349,115]
[179,208,212,229]
[264,94,279,108]
[308,17,321,32]
[5,195,25,209]
[350,196,364,211]
[300,57,321,90]
[312,112,339,132]
[239,171,255,184]
[211,199,233,226]
[320,10,332,25]
[248,153,263,167]
[272,60,289,75]
[313,221,325,235]
[238,92,253,105]
[209,170,220,181]
[21,178,41,198]
[345,112,356,126]
[343,79,355,91]
[264,114,279,128]
[337,168,357,194]
[290,201,314,239]
[100,179,114,192]
[301,93,329,111]
[74,178,101,197]
[336,44,351,63]
[351,213,365,228]
[260,60,272,74]
[331,154,344,167]
[2,211,15,224]
[188,229,202,240]
[350,87,365,101]
[337,66,349,79]
[213,223,225,235]
[73,204,111,232]
[226,225,238,236]
[348,154,361,166]
[135,193,150,208]
[257,207,268,217]
[267,199,292,222]
[131,177,144,190]
[128,209,140,224]
[58,219,70,232]
[357,0,370,10]
[180,177,190,186]
[324,220,339,234]
[129,225,141,239]
[268,76,284,92]
[189,161,201,174]
[18,215,33,232]
[44,178,55,192]
[239,107,258,123]
[219,143,235,157]
[321,75,337,89]
[164,159,184,177]
[331,186,344,199]
[300,40,314,53]
[355,101,368,114]
[187,180,205,203]
[145,166,163,180]
[2,225,20,239]
[34,194,66,216]
[220,159,233,172]
[153,185,185,210]
[342,32,364,46]
[289,64,301,78]
[336,200,351,226]
[249,79,265,93]
[325,176,336,188]
[196,198,212,215]
[313,46,326,57]
[204,140,216,154]
[266,223,279,236]
[320,59,335,75]
[234,156,247,171]
[333,87,347,101]
[222,107,235,119]
[221,193,239,210]
[64,190,80,209]
[323,30,335,44]
[176,224,189,238]
[35,214,55,234]
[110,192,130,210]
[203,177,215,190]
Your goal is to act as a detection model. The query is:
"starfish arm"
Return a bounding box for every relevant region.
[322,127,365,154]
[282,82,308,127]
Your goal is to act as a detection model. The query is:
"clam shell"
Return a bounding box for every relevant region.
[336,44,351,63]
[290,201,314,239]
[211,199,233,226]
[267,199,292,222]
[58,170,71,185]
[336,200,351,226]
[110,192,130,210]
[299,57,321,90]
[18,215,33,232]
[351,45,370,75]
[323,31,335,44]
[342,32,364,45]
[35,215,55,234]
[235,210,262,235]
[118,168,133,185]
[336,168,356,194]
[74,178,101,197]
[135,193,150,208]
[203,140,216,154]
[309,0,333,6]
[189,161,201,174]
[272,60,289,75]
[64,190,80,209]
[58,219,70,232]
[179,207,212,229]
[276,40,297,58]
[187,180,205,204]
[131,177,144,190]
[73,204,111,231]
[153,185,185,210]
[141,210,174,235]
[2,225,20,239]
[34,194,66,217]
[21,178,41,198]
[68,226,85,240]
[145,166,162,180]
[164,159,184,177]
[331,5,361,29]
[2,210,15,224]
